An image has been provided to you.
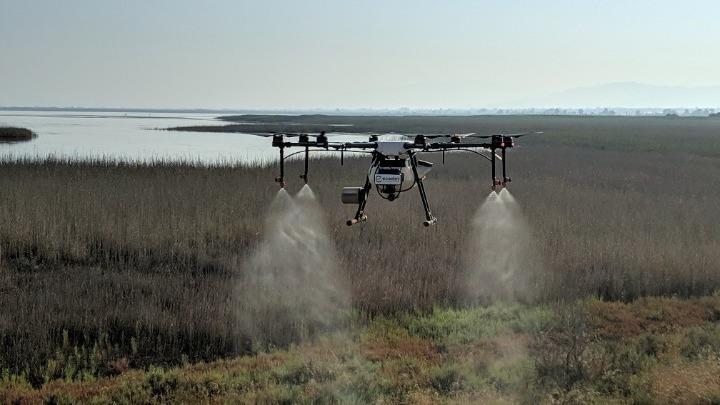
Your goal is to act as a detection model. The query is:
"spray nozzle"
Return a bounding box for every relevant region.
[346,214,368,226]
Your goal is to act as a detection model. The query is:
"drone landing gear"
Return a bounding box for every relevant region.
[347,215,367,226]
[346,176,372,226]
[410,152,436,227]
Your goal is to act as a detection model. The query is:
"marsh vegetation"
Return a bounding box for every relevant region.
[2,115,720,402]
[0,126,37,143]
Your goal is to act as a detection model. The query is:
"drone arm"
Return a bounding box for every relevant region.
[426,141,506,189]
[300,145,310,183]
[347,168,374,226]
[409,151,436,226]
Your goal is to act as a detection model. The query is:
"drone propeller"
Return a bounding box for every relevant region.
[425,132,474,142]
[509,131,543,138]
[407,132,474,139]
[465,131,543,139]
[274,132,314,138]
[248,131,326,138]
[454,132,476,138]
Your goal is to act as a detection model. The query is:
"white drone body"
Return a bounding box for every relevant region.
[340,141,435,225]
[368,142,432,190]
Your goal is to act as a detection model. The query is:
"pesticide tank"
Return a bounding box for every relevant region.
[416,160,433,179]
[341,187,364,204]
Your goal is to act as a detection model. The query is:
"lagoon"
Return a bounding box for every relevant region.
[0,111,281,165]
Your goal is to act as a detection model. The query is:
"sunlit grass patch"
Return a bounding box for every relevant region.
[652,359,720,404]
[3,299,720,403]
[398,305,554,345]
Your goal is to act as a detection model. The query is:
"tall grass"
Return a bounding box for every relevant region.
[1,119,720,384]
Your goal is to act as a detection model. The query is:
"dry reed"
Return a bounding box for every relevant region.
[1,118,720,383]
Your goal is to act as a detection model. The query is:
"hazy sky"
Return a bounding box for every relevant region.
[2,0,719,109]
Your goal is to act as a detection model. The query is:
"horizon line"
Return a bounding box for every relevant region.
[2,105,718,113]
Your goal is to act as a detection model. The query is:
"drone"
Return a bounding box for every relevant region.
[266,130,540,227]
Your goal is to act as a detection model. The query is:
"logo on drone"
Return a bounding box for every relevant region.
[375,174,402,185]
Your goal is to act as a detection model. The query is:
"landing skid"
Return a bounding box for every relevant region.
[410,151,436,227]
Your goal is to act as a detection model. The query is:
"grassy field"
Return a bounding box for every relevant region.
[2,115,720,402]
[3,298,720,403]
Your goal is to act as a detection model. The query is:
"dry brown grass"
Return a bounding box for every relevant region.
[3,297,720,403]
[652,359,720,404]
[589,296,720,338]
[2,116,720,385]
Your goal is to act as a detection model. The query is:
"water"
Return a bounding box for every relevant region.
[0,110,383,165]
[0,111,281,164]
[464,188,544,304]
[236,185,348,347]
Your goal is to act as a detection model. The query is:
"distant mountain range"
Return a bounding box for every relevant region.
[502,82,720,109]
[4,82,720,113]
